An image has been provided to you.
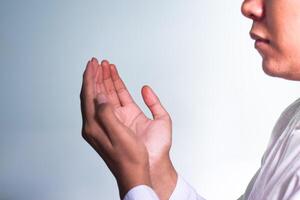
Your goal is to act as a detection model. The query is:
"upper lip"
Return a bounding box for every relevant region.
[250,32,270,43]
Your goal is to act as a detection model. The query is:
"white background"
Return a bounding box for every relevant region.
[1,0,300,199]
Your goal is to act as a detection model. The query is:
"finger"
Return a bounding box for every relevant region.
[110,64,135,106]
[80,58,98,123]
[81,59,114,165]
[96,62,108,95]
[101,60,122,108]
[95,93,128,144]
[141,85,169,120]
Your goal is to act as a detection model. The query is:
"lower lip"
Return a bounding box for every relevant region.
[255,40,270,49]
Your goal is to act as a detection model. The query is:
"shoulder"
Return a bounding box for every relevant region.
[270,97,300,141]
[261,97,300,165]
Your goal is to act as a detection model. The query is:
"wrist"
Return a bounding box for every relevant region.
[117,163,152,199]
[149,155,178,200]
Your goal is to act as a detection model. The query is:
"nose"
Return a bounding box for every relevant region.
[241,0,264,20]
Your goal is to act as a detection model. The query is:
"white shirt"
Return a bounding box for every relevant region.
[124,97,300,200]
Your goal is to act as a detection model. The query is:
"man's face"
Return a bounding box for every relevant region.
[241,0,300,80]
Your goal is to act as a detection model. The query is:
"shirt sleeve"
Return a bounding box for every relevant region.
[123,185,159,200]
[169,174,206,200]
[123,174,206,200]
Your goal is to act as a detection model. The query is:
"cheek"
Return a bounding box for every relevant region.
[266,5,300,66]
[268,1,300,56]
[277,22,300,60]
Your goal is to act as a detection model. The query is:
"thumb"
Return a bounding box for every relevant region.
[95,93,124,140]
[141,85,169,120]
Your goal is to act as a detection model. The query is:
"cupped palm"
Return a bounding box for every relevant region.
[95,60,172,164]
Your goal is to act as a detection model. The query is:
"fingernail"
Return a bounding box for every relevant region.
[96,93,107,104]
[110,64,115,70]
[101,60,109,66]
[91,57,98,63]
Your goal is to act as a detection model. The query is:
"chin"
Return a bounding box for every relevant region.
[262,58,282,77]
[262,58,300,81]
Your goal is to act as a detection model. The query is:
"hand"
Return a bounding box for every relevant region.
[91,59,177,200]
[80,58,152,199]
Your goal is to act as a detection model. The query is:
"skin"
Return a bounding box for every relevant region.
[80,0,300,199]
[80,58,152,199]
[241,0,300,80]
[80,58,176,200]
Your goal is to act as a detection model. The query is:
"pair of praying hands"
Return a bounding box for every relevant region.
[80,58,177,200]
